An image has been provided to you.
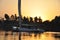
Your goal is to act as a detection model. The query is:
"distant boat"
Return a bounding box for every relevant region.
[12,26,45,33]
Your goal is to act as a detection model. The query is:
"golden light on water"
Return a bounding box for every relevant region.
[40,33,55,40]
[0,31,60,40]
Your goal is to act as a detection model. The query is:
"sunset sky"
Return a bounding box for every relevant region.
[0,0,60,21]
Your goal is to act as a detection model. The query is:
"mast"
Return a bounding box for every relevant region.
[18,0,21,40]
[18,0,21,27]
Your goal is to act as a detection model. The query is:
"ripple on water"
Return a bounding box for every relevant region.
[0,31,60,40]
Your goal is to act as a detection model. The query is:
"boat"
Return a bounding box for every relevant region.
[12,26,45,33]
[11,0,44,33]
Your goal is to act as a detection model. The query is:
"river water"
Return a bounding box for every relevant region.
[0,31,60,40]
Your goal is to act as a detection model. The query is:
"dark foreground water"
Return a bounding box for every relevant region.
[0,31,60,40]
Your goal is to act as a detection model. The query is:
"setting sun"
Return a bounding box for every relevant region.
[0,0,60,21]
[21,0,60,21]
[30,10,46,21]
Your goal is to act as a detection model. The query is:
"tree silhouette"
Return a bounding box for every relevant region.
[29,17,33,23]
[4,14,10,20]
[26,16,29,23]
[15,14,17,21]
[10,15,15,20]
[38,17,42,23]
[23,16,29,23]
[34,16,38,23]
[0,13,60,32]
[50,16,60,31]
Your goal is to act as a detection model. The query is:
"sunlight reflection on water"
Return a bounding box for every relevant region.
[0,31,60,40]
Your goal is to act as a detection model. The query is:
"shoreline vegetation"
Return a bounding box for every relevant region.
[0,13,60,32]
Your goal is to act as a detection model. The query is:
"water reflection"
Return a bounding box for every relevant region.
[21,32,55,40]
[0,31,60,40]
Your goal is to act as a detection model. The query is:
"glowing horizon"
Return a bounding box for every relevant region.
[0,0,60,21]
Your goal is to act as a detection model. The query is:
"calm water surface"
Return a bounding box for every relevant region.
[0,31,60,40]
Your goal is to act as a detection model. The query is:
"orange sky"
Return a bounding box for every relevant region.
[0,0,60,21]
